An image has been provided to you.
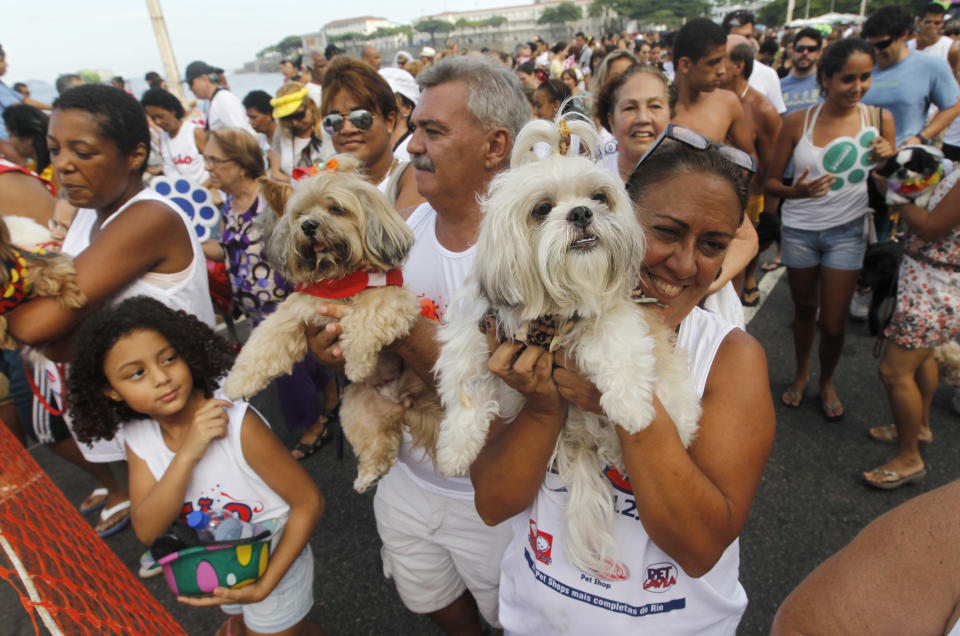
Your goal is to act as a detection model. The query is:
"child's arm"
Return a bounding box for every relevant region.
[179,408,324,606]
[128,399,232,545]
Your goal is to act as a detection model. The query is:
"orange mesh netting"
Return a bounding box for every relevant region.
[0,422,186,635]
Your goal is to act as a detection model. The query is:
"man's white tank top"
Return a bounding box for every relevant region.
[48,188,215,462]
[499,307,744,635]
[124,392,290,525]
[781,103,872,231]
[160,120,206,186]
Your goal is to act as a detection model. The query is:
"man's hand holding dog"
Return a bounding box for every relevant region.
[308,305,346,372]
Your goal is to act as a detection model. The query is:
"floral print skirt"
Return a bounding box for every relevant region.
[885,254,960,349]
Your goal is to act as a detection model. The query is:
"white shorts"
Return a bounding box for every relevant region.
[221,543,314,633]
[373,466,513,627]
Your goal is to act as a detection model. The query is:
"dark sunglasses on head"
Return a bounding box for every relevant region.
[322,109,375,135]
[630,123,757,178]
[282,108,308,122]
[795,44,820,53]
[871,37,896,50]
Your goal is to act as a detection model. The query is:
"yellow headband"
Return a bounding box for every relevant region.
[270,87,309,119]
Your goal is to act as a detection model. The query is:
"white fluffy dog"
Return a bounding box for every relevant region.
[223,156,440,492]
[434,116,701,576]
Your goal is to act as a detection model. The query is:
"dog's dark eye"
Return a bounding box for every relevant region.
[532,202,553,220]
[591,191,608,205]
[330,205,346,216]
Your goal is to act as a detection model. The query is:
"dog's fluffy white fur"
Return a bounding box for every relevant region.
[223,155,440,492]
[435,115,701,576]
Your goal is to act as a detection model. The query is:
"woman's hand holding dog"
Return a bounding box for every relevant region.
[552,350,604,416]
[483,320,565,421]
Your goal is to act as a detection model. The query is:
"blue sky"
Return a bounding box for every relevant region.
[4,0,532,84]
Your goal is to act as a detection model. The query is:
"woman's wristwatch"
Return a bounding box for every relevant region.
[917,132,930,145]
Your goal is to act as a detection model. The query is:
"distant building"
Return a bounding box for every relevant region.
[324,15,391,37]
[426,0,591,25]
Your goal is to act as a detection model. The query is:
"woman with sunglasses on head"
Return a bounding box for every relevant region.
[320,56,424,215]
[471,126,775,634]
[268,82,331,184]
[595,64,671,183]
[766,38,895,421]
[5,85,216,538]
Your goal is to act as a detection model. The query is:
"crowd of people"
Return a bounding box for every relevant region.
[1,3,960,633]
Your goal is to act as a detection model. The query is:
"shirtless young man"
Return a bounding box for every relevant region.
[720,34,783,306]
[671,18,759,313]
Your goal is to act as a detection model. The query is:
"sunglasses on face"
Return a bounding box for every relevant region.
[322,109,375,135]
[630,123,756,178]
[871,37,896,50]
[282,108,308,122]
[795,45,820,53]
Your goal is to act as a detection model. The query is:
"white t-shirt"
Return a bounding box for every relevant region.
[393,202,477,499]
[749,61,787,114]
[159,120,206,186]
[206,89,256,136]
[908,35,953,61]
[124,392,290,526]
[499,307,744,635]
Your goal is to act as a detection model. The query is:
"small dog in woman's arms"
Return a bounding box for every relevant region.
[223,156,441,492]
[0,215,85,348]
[434,115,701,577]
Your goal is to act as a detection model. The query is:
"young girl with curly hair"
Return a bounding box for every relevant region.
[68,296,324,635]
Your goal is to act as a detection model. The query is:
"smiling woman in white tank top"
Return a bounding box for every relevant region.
[765,38,897,421]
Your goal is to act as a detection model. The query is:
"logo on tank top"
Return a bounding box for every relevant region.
[643,561,679,592]
[603,465,633,494]
[528,519,554,565]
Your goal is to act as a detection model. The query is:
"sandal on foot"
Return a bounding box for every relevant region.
[79,487,109,515]
[96,499,131,537]
[741,287,760,307]
[821,397,844,422]
[292,424,333,461]
[867,425,933,444]
[761,259,784,272]
[863,467,927,490]
[781,387,804,408]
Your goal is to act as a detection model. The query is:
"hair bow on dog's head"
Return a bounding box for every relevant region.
[510,110,601,168]
[291,158,339,182]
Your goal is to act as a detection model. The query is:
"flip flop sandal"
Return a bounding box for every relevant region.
[292,424,334,461]
[96,499,131,537]
[867,425,933,444]
[79,487,109,515]
[862,467,927,490]
[821,398,844,422]
[741,289,761,307]
[781,387,804,408]
[761,260,785,272]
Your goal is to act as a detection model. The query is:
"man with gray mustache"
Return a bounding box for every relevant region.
[309,56,529,633]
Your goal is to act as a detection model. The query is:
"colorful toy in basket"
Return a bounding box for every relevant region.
[875,145,945,209]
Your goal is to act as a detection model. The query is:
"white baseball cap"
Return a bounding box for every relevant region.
[378,67,420,106]
[420,46,437,58]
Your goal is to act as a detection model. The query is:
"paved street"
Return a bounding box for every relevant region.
[5,251,959,635]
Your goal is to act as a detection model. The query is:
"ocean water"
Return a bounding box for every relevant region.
[23,72,286,107]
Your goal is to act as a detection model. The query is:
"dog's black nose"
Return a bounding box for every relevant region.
[301,219,319,236]
[567,206,593,229]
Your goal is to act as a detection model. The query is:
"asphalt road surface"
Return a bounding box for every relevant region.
[5,254,959,635]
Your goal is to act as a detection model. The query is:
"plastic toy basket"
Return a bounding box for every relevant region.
[157,530,272,597]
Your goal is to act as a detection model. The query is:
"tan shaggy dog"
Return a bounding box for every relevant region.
[223,156,441,492]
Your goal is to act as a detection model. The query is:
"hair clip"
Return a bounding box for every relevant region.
[558,120,572,156]
[290,158,340,181]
